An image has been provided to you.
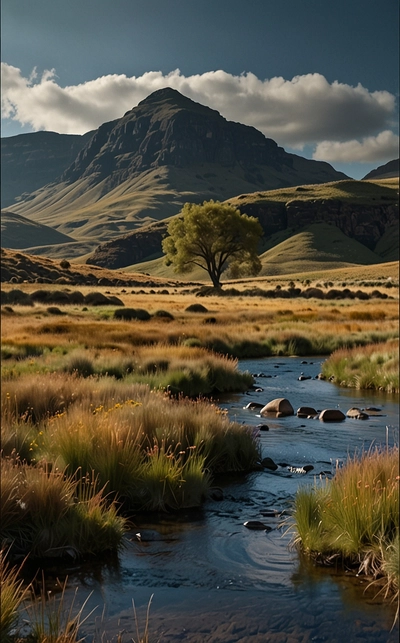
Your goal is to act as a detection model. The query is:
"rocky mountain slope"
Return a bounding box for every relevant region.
[363,158,399,180]
[1,130,93,208]
[3,88,348,248]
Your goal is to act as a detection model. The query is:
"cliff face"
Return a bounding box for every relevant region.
[240,200,398,249]
[88,222,167,270]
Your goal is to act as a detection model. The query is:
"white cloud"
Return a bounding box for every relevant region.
[1,63,398,164]
[313,130,399,163]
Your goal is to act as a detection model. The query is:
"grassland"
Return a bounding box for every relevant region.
[1,269,399,639]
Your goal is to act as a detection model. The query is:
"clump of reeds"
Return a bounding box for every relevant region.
[0,549,28,642]
[0,458,126,559]
[24,576,95,643]
[39,390,259,508]
[321,340,399,392]
[289,446,399,604]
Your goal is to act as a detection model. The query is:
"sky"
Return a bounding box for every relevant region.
[1,0,399,179]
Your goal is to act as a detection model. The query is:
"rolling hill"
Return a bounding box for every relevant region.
[1,211,76,249]
[87,177,399,273]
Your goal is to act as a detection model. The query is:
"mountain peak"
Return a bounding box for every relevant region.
[60,87,348,194]
[138,87,188,105]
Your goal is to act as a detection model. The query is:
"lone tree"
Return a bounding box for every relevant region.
[162,200,263,288]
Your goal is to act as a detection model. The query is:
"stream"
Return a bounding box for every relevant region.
[28,357,400,642]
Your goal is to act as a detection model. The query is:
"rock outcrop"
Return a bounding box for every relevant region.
[237,196,398,250]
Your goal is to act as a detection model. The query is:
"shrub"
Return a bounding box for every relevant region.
[60,259,71,269]
[114,308,151,321]
[84,292,117,306]
[185,303,208,312]
[302,287,324,299]
[153,309,174,320]
[5,289,33,306]
[46,306,65,315]
[64,353,95,378]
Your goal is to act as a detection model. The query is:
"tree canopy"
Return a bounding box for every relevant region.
[162,200,263,288]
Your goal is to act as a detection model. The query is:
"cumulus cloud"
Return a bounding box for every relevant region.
[313,130,399,163]
[1,63,398,163]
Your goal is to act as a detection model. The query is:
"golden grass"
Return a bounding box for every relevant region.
[322,340,399,392]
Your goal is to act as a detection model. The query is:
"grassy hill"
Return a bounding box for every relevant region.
[1,211,76,249]
[257,222,385,275]
[228,177,399,207]
[126,222,386,280]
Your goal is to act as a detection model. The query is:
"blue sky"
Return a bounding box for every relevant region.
[1,0,399,179]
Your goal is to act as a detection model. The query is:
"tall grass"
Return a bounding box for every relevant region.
[290,446,399,600]
[0,459,126,559]
[322,340,399,392]
[0,549,28,642]
[1,376,260,557]
[25,577,95,643]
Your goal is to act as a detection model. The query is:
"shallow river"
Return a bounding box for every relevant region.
[38,358,400,642]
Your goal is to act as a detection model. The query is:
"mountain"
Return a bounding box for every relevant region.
[3,88,348,249]
[363,159,399,180]
[88,177,399,270]
[1,210,75,249]
[1,130,93,208]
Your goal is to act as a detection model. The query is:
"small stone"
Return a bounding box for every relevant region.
[261,457,278,470]
[243,520,272,531]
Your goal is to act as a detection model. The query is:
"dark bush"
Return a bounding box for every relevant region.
[354,290,370,300]
[1,290,9,304]
[325,289,343,299]
[153,309,175,320]
[302,288,324,299]
[84,292,123,306]
[203,317,217,324]
[68,291,85,304]
[113,308,151,321]
[46,306,65,315]
[106,295,124,306]
[185,303,209,313]
[195,286,223,297]
[6,289,33,305]
[48,290,71,304]
[371,290,387,299]
[30,289,52,302]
